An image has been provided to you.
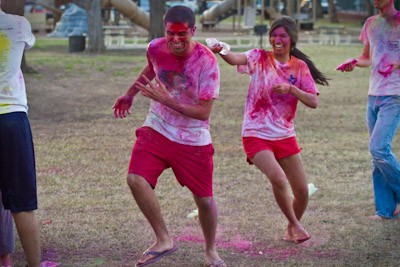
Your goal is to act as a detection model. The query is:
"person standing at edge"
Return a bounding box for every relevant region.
[113,6,227,267]
[209,16,328,244]
[0,1,41,266]
[336,0,400,219]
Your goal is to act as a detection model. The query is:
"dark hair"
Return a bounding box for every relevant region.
[164,6,195,28]
[269,16,329,86]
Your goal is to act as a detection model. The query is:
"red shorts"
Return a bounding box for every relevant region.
[129,127,214,197]
[242,136,301,163]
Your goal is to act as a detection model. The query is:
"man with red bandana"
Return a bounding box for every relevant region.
[113,5,226,267]
[337,0,400,220]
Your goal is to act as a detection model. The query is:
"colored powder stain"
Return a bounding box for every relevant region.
[258,247,301,260]
[176,232,342,261]
[0,33,11,74]
[40,261,60,267]
[0,32,11,50]
[250,94,270,120]
[218,237,252,252]
[175,234,204,244]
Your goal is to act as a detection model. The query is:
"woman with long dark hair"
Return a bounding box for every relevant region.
[209,16,328,243]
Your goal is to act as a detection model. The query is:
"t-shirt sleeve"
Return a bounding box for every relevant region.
[237,50,254,74]
[299,61,319,95]
[359,17,372,46]
[18,16,35,49]
[198,52,220,100]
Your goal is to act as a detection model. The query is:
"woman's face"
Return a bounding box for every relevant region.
[269,26,291,57]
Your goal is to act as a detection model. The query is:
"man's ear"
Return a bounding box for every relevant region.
[191,26,197,36]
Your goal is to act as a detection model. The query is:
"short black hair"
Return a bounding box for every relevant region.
[164,6,195,28]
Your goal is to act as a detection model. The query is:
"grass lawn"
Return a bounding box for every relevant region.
[11,37,400,266]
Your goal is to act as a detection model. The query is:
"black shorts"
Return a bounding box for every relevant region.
[0,112,37,212]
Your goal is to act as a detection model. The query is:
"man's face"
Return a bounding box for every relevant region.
[373,0,392,10]
[165,22,195,56]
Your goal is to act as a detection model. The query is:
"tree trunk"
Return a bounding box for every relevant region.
[315,0,324,18]
[73,0,105,53]
[86,0,105,52]
[328,0,339,23]
[148,0,165,42]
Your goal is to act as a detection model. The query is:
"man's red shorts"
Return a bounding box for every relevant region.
[242,136,301,163]
[129,127,214,197]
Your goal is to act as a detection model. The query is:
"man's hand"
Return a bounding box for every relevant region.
[113,94,133,118]
[136,76,172,105]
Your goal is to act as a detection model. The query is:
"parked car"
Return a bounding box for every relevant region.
[24,1,54,33]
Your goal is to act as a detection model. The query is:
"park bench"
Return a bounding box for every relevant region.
[306,26,352,45]
[103,25,140,47]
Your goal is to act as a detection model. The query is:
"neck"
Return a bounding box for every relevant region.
[274,53,290,64]
[379,3,396,18]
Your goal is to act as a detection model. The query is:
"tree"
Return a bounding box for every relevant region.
[315,0,324,18]
[328,0,339,23]
[148,0,165,41]
[73,0,105,53]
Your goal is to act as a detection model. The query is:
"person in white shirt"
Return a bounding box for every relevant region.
[0,1,41,266]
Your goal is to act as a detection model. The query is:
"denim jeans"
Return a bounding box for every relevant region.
[367,96,400,218]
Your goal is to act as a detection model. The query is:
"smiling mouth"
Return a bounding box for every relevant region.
[171,43,184,49]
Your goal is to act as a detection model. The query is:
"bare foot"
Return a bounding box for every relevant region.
[394,204,400,216]
[368,214,384,220]
[291,225,311,244]
[283,225,294,242]
[1,254,12,267]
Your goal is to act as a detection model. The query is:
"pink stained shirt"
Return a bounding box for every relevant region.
[360,13,400,96]
[143,38,220,146]
[238,49,318,140]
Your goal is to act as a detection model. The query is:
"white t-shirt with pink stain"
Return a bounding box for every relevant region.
[238,49,318,140]
[0,11,35,115]
[360,13,400,96]
[143,38,220,146]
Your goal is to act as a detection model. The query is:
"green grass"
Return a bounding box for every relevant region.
[11,37,400,266]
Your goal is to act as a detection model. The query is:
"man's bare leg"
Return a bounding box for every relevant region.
[127,174,175,264]
[193,195,226,267]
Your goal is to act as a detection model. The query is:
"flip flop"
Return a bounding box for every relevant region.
[135,246,179,267]
[206,259,226,267]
